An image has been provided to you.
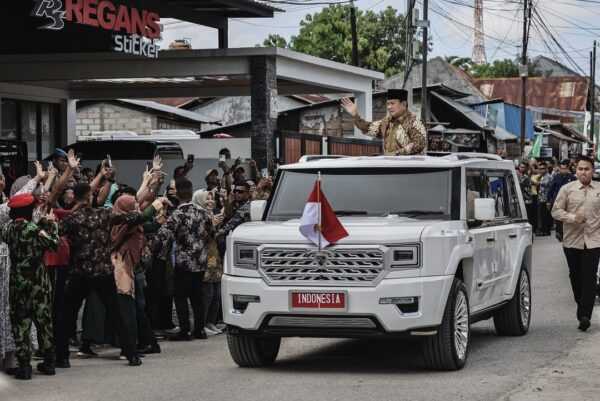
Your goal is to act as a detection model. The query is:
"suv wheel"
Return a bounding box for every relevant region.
[422,278,470,371]
[227,333,281,367]
[493,268,531,336]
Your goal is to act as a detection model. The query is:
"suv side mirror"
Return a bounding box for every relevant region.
[250,200,267,221]
[474,198,495,221]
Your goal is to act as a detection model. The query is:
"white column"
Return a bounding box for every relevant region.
[354,90,372,139]
[61,99,77,145]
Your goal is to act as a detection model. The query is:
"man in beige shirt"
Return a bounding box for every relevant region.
[552,155,600,331]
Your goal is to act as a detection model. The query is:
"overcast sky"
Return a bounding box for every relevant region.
[160,0,600,76]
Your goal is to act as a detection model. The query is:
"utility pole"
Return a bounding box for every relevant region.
[421,0,429,122]
[519,0,529,157]
[404,0,414,107]
[350,0,359,67]
[590,40,596,144]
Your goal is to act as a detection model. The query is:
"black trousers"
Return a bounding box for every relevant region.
[173,269,204,335]
[135,273,157,348]
[201,282,221,326]
[563,247,600,320]
[38,266,68,345]
[526,203,536,231]
[145,258,175,330]
[56,274,137,360]
[539,203,553,234]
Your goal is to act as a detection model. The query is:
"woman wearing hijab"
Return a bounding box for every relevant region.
[192,189,226,335]
[111,195,165,356]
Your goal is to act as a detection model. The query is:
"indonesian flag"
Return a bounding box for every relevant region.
[299,178,348,248]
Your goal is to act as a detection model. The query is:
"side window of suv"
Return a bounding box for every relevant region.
[506,172,523,219]
[465,169,484,220]
[485,171,510,219]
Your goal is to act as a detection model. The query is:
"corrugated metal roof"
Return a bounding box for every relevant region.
[471,101,535,139]
[431,92,518,141]
[142,98,198,108]
[470,76,590,112]
[118,99,220,123]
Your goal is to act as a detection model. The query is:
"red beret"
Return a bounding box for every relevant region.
[8,194,35,209]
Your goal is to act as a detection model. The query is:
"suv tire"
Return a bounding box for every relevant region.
[227,333,281,367]
[422,278,470,371]
[493,268,531,336]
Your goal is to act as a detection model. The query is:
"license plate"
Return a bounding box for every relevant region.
[291,292,346,309]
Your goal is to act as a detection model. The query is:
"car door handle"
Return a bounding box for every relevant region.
[486,237,496,242]
[509,234,518,239]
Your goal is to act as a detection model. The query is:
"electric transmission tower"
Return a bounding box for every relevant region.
[472,0,487,64]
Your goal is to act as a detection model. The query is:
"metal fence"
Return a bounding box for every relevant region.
[277,130,383,164]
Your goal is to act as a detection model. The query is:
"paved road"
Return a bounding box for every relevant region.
[7,235,596,401]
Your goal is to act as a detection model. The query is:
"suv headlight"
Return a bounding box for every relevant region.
[234,242,258,269]
[389,244,421,268]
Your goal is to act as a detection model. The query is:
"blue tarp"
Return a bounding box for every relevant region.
[472,102,535,140]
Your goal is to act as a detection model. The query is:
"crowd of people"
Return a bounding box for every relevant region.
[0,147,275,380]
[516,157,579,239]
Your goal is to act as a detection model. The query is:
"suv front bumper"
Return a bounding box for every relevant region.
[222,274,455,337]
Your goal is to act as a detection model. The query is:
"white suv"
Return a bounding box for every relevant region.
[222,153,533,370]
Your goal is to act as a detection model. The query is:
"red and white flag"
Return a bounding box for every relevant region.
[299,177,348,248]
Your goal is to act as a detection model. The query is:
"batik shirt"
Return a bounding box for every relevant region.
[538,173,553,203]
[217,201,251,239]
[155,203,211,273]
[353,110,427,155]
[59,204,154,278]
[518,174,532,205]
[1,220,59,275]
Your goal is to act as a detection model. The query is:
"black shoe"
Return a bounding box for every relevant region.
[169,332,192,342]
[77,344,98,358]
[127,354,142,366]
[138,343,161,355]
[36,352,56,376]
[33,349,44,360]
[14,360,32,380]
[55,358,71,368]
[578,316,591,331]
[68,337,82,350]
[193,330,207,340]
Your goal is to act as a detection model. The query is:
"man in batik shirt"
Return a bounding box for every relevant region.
[537,162,553,236]
[156,178,211,341]
[2,194,59,380]
[341,89,427,155]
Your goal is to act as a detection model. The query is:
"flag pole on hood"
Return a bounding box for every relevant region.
[317,171,322,251]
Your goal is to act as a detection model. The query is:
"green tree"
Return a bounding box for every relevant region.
[258,5,410,76]
[261,34,289,49]
[445,56,550,78]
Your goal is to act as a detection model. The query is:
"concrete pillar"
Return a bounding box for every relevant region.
[250,56,277,170]
[61,99,77,146]
[354,90,372,139]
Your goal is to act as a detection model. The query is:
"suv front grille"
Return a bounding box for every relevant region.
[259,248,385,286]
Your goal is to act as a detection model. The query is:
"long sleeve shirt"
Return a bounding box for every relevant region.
[155,203,211,273]
[217,201,250,239]
[352,110,427,155]
[551,180,600,249]
[1,219,60,274]
[59,204,155,277]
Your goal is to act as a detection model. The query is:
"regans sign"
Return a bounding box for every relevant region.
[31,0,161,58]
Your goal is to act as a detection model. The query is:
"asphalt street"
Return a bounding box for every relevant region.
[5,234,597,401]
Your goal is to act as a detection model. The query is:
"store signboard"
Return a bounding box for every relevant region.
[0,1,161,58]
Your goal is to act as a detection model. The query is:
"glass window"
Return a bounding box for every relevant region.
[506,173,523,219]
[40,103,57,160]
[20,102,38,161]
[465,169,484,220]
[268,168,454,221]
[486,172,510,218]
[1,100,18,140]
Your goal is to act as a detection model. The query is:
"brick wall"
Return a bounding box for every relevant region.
[76,103,155,136]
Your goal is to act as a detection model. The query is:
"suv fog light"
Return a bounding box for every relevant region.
[379,297,416,305]
[232,295,261,314]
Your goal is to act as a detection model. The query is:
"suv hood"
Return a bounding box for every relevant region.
[231,216,438,245]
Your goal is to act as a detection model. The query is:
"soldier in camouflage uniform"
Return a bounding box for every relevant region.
[341,89,427,155]
[2,194,59,380]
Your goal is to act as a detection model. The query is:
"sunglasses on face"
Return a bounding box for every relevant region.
[233,189,248,194]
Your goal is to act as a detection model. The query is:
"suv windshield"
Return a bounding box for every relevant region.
[267,168,454,221]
